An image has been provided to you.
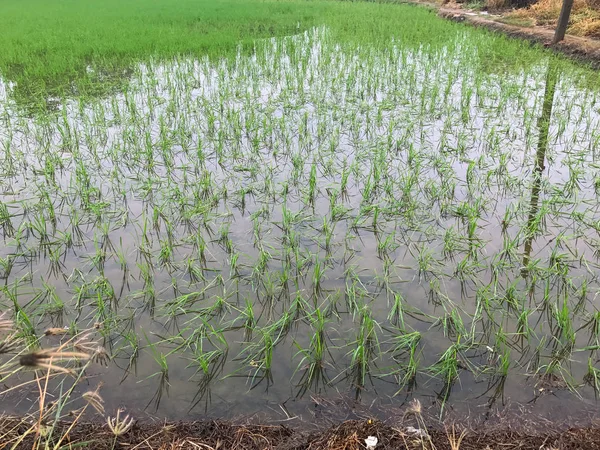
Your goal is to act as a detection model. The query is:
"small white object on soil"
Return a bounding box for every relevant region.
[365,436,378,449]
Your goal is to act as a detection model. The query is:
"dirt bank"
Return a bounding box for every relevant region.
[433,4,600,67]
[4,417,600,449]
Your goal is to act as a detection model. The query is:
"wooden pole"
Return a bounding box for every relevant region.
[552,0,574,44]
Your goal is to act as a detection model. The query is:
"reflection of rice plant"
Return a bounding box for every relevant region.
[142,332,171,411]
[187,338,228,411]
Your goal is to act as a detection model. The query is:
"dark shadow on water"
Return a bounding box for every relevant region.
[521,61,558,274]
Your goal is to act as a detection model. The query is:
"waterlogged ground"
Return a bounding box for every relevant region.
[1,27,600,422]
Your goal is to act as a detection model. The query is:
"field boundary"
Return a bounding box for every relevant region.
[3,416,600,449]
[407,0,600,67]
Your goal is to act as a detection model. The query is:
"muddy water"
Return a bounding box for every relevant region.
[1,28,600,423]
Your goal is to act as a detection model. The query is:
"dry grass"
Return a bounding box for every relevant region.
[485,0,510,12]
[506,0,600,37]
[0,325,113,449]
[569,15,600,36]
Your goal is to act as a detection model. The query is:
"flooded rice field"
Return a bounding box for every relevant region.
[1,27,600,422]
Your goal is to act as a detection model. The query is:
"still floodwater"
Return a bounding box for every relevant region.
[1,28,600,423]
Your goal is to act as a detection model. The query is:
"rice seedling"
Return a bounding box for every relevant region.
[344,307,381,394]
[142,332,171,410]
[428,337,477,416]
[186,335,228,411]
[381,328,422,393]
[235,327,278,388]
[388,293,406,328]
[293,308,331,395]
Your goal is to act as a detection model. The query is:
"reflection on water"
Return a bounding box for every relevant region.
[1,28,600,422]
[522,62,558,272]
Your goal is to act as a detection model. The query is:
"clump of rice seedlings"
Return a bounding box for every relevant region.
[142,333,170,410]
[573,280,588,315]
[321,217,335,254]
[217,223,234,254]
[344,266,368,316]
[552,299,576,348]
[312,257,327,300]
[0,254,15,280]
[442,226,461,259]
[196,295,232,320]
[453,255,483,285]
[240,298,255,341]
[184,257,205,284]
[428,337,475,416]
[306,160,318,206]
[579,310,600,345]
[114,328,140,382]
[158,238,175,269]
[376,232,398,263]
[433,307,468,339]
[289,291,310,320]
[415,243,435,279]
[382,328,421,392]
[584,358,600,395]
[136,262,157,315]
[229,250,240,278]
[4,282,37,347]
[345,307,380,394]
[265,307,295,340]
[260,271,281,310]
[253,247,272,276]
[501,282,523,311]
[485,326,512,380]
[0,201,15,237]
[388,293,405,328]
[516,308,534,341]
[293,308,331,395]
[187,337,228,411]
[236,327,277,387]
